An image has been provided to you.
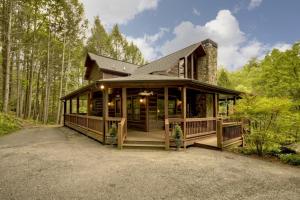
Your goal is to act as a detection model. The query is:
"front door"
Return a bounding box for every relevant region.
[147,95,164,131]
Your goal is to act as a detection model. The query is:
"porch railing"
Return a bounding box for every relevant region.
[186,118,216,138]
[64,114,104,134]
[217,118,243,148]
[164,119,170,150]
[167,117,217,148]
[106,117,122,132]
[117,118,127,149]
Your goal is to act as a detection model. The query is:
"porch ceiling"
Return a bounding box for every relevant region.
[61,75,242,100]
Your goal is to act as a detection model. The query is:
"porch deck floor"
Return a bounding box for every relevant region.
[126,129,165,141]
[194,135,218,148]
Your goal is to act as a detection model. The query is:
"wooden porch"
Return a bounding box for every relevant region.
[64,113,243,150]
[62,81,243,150]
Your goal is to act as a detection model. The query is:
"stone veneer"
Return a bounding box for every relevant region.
[196,39,218,85]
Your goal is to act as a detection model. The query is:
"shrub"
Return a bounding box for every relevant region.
[279,154,300,166]
[234,95,295,156]
[0,113,21,136]
[109,123,117,144]
[173,124,183,149]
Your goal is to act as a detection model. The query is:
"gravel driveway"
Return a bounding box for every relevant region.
[0,127,299,200]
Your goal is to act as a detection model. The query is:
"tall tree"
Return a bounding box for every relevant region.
[1,0,12,113]
[110,24,126,60]
[86,16,112,56]
[217,68,232,89]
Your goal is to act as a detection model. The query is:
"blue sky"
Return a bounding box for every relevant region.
[82,0,300,70]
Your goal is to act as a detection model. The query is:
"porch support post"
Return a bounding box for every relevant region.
[76,96,79,124]
[164,87,169,150]
[191,54,194,79]
[70,98,72,115]
[184,56,187,78]
[87,91,91,116]
[217,118,223,149]
[233,96,237,105]
[226,97,229,116]
[213,93,219,117]
[182,86,187,149]
[103,88,108,144]
[122,87,127,137]
[87,91,91,128]
[63,100,66,125]
[76,96,79,114]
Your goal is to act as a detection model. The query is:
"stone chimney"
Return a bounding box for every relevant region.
[197,39,218,85]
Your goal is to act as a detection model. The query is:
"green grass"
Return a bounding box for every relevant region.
[279,154,300,166]
[0,113,22,136]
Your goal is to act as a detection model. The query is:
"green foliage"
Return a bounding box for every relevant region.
[217,68,232,88]
[0,113,21,136]
[173,124,183,140]
[173,124,183,149]
[279,154,300,166]
[109,123,117,138]
[86,16,112,56]
[86,20,145,65]
[235,95,294,156]
[254,43,300,100]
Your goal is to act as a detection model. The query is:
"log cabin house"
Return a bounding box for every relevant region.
[62,39,244,150]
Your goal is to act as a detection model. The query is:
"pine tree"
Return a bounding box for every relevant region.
[217,68,232,89]
[110,24,125,60]
[86,16,112,56]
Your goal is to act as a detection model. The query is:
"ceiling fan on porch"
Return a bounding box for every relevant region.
[138,90,154,96]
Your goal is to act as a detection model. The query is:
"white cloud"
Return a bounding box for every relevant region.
[82,0,159,27]
[271,42,292,52]
[157,10,288,70]
[160,10,255,70]
[126,28,168,61]
[248,0,263,10]
[193,8,201,16]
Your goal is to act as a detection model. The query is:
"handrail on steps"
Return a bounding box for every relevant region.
[165,119,170,150]
[117,118,126,149]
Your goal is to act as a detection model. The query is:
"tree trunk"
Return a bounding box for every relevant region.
[56,33,66,124]
[33,64,41,120]
[43,24,51,124]
[26,4,38,119]
[16,49,21,117]
[2,0,12,113]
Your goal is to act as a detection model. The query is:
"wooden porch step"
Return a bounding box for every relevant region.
[123,139,165,149]
[193,142,221,151]
[122,143,165,149]
[124,139,165,145]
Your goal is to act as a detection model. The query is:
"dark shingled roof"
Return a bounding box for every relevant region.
[88,53,139,74]
[133,42,203,75]
[99,74,187,82]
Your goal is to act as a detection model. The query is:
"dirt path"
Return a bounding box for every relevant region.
[0,127,299,200]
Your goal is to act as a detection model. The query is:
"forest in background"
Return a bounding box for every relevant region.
[0,0,299,165]
[217,43,300,162]
[0,0,145,126]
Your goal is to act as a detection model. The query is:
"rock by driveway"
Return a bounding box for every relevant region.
[0,127,299,200]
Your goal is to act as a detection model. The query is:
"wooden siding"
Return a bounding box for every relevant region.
[88,63,103,81]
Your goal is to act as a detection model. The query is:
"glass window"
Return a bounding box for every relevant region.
[71,98,77,114]
[91,91,103,116]
[66,100,70,114]
[157,97,164,120]
[79,94,88,114]
[115,98,121,116]
[132,97,140,121]
[127,97,132,119]
[206,94,214,117]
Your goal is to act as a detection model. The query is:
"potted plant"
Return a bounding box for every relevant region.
[109,123,117,146]
[173,124,183,150]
